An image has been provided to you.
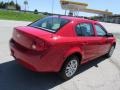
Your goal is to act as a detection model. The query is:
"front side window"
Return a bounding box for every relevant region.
[95,24,107,36]
[76,23,94,36]
[29,17,70,33]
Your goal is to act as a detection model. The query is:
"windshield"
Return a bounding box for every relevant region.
[29,16,70,33]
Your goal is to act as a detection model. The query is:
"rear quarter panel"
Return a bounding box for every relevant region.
[45,35,84,71]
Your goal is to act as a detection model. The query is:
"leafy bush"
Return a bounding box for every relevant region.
[34,9,39,14]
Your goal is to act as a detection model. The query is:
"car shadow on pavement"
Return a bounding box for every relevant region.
[77,56,107,75]
[0,56,107,90]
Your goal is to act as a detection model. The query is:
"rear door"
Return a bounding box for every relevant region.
[94,23,111,55]
[75,22,100,62]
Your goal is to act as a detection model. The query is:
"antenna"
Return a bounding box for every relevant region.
[51,0,54,29]
[52,0,54,15]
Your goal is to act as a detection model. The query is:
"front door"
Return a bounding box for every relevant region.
[94,24,111,55]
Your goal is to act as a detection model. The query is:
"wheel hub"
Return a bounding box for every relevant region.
[65,60,78,77]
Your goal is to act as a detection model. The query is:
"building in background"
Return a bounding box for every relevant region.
[60,0,120,24]
[60,0,112,16]
[91,15,120,24]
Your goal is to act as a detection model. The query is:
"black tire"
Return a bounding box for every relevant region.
[105,45,115,58]
[59,55,79,80]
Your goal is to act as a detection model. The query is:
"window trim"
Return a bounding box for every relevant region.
[94,24,107,37]
[75,22,95,37]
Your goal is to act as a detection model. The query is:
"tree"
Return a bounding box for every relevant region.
[3,2,8,8]
[0,1,21,10]
[0,1,4,8]
[9,1,15,6]
[16,3,21,10]
[43,12,49,15]
[34,9,38,14]
[24,0,28,11]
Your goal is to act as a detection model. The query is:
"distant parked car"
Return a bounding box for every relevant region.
[10,16,116,80]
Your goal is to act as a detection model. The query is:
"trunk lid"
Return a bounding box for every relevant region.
[12,26,53,49]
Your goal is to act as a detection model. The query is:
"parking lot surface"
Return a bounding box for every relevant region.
[0,20,120,90]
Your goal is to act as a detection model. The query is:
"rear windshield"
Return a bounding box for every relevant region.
[29,17,70,33]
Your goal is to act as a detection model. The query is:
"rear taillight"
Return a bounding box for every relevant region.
[31,44,37,49]
[31,39,48,51]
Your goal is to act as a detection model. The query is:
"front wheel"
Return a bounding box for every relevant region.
[59,55,79,80]
[105,45,115,58]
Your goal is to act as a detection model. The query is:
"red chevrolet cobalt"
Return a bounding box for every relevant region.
[10,16,116,80]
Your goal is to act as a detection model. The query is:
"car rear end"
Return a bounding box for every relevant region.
[10,26,53,71]
[9,16,71,72]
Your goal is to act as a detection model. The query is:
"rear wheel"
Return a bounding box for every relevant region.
[105,45,115,58]
[59,55,79,80]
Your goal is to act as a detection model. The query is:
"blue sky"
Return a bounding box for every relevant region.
[1,0,120,16]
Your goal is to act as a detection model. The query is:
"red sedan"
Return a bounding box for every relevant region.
[10,16,116,80]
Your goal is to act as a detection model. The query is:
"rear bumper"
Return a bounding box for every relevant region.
[9,39,62,72]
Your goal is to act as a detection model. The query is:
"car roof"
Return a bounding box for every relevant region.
[52,15,99,24]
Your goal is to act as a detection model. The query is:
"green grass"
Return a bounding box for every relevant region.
[0,10,45,21]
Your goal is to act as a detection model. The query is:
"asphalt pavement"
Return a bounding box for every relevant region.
[0,20,120,90]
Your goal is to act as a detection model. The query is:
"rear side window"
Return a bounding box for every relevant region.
[29,17,70,33]
[76,23,94,36]
[95,24,107,36]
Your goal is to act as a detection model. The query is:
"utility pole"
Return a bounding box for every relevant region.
[16,0,17,4]
[16,0,17,9]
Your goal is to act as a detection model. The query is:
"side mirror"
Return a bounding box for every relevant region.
[106,33,113,37]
